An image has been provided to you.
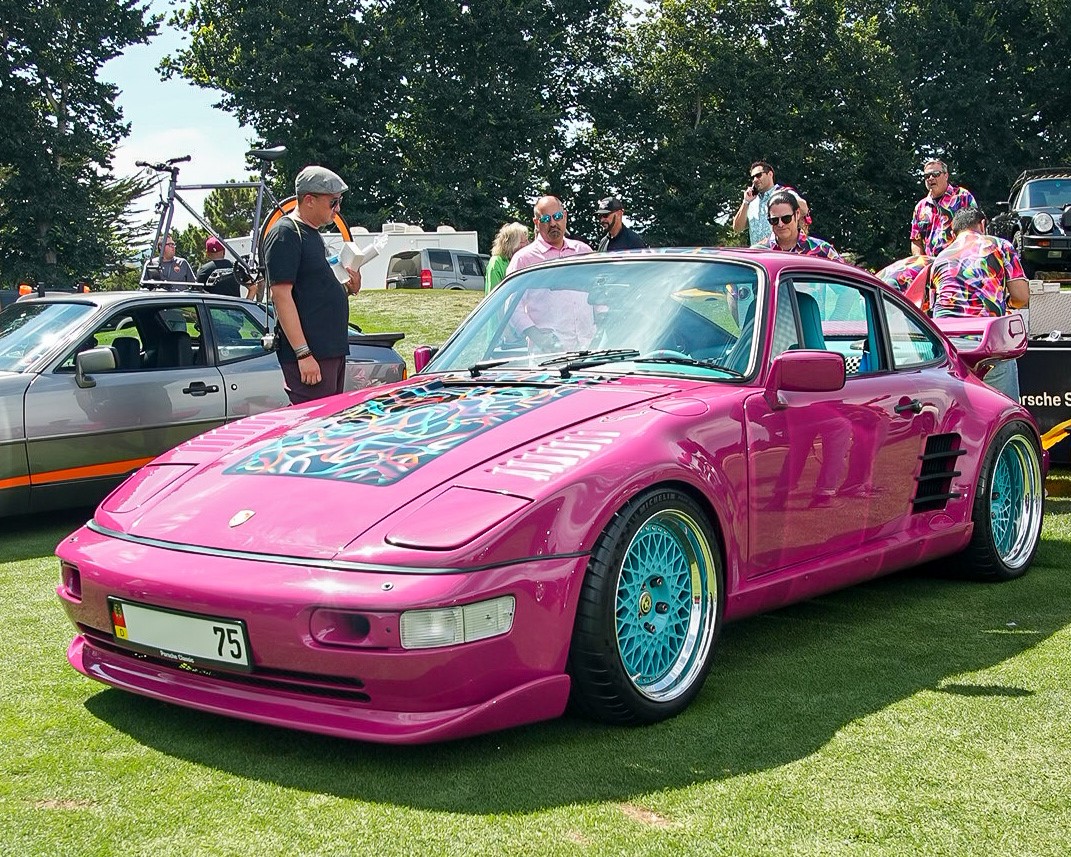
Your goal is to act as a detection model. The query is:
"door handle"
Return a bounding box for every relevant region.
[182,381,220,397]
[894,399,923,414]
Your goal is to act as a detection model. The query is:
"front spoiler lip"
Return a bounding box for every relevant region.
[68,635,572,745]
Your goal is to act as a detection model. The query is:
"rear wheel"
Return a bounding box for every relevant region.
[568,489,723,724]
[955,421,1043,581]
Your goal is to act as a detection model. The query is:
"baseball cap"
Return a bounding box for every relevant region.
[295,165,348,197]
[596,196,624,215]
[205,236,225,253]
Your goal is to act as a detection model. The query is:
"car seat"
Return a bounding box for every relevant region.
[156,331,195,368]
[796,292,825,350]
[110,336,142,371]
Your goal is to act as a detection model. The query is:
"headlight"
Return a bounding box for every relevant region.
[400,596,515,649]
[1032,212,1054,233]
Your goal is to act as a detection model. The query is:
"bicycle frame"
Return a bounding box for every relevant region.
[139,148,287,297]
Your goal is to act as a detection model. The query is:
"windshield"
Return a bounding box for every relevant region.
[1019,179,1071,210]
[0,302,95,372]
[428,257,764,378]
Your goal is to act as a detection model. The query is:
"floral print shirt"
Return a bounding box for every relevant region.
[929,231,1025,317]
[910,184,977,256]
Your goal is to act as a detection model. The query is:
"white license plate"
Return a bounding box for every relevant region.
[1048,250,1063,258]
[109,598,251,670]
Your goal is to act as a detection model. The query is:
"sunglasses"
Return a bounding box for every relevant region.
[327,196,342,209]
[749,172,765,181]
[767,214,795,226]
[726,284,752,300]
[922,170,945,179]
[537,211,565,224]
[164,241,176,247]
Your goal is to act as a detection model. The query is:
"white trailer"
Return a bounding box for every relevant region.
[226,223,480,290]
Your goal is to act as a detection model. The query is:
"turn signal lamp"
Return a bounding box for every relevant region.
[18,282,33,295]
[399,596,515,649]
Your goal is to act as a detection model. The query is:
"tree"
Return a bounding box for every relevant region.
[164,0,617,249]
[0,1,157,285]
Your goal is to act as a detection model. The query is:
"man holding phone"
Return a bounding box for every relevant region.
[732,160,810,245]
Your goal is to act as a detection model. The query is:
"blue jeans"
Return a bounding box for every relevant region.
[983,358,1020,401]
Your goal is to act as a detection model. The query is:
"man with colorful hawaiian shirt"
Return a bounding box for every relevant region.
[929,207,1029,399]
[875,254,934,309]
[910,159,977,256]
[732,160,810,245]
[751,191,844,261]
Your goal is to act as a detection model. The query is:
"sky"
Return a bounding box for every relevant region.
[101,1,252,231]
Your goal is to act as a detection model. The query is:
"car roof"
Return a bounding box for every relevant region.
[1007,167,1071,200]
[520,246,886,287]
[14,287,260,310]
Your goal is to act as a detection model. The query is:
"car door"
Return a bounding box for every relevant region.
[22,299,228,510]
[744,276,938,576]
[205,301,290,417]
[456,252,485,290]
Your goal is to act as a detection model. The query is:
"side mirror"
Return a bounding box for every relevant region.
[763,350,845,409]
[413,345,438,373]
[75,345,117,389]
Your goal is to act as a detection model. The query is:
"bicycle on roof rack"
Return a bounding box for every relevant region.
[136,146,352,299]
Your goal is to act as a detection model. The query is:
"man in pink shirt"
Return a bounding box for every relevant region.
[506,196,594,351]
[505,195,592,275]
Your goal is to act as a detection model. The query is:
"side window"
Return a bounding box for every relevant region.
[427,250,452,272]
[791,279,882,374]
[58,312,142,371]
[882,295,943,368]
[458,255,481,277]
[209,305,269,364]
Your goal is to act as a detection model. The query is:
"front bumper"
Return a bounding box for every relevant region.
[57,527,587,744]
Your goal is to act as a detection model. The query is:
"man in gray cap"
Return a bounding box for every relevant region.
[263,165,362,404]
[595,196,647,252]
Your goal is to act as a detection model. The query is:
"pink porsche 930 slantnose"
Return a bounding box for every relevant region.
[57,249,1046,743]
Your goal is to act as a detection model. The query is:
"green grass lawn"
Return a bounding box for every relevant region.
[3,291,1071,855]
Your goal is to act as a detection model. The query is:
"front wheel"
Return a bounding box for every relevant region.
[955,421,1044,581]
[568,489,723,725]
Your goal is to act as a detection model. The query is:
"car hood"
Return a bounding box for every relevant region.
[94,373,676,559]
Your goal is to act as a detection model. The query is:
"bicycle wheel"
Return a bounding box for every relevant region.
[258,195,352,254]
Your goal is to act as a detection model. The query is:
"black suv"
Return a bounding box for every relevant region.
[991,167,1071,278]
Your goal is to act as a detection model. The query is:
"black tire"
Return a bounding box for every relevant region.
[568,488,723,725]
[954,421,1044,581]
[1012,232,1036,279]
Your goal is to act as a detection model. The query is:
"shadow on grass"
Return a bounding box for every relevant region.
[1,508,94,563]
[83,535,1071,814]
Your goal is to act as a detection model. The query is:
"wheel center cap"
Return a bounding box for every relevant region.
[638,591,653,616]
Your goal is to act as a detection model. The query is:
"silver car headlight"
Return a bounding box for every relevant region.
[1032,212,1054,233]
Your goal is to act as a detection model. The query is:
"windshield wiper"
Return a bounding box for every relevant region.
[468,357,523,377]
[539,349,642,378]
[635,355,745,378]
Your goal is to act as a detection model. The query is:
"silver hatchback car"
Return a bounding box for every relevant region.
[0,289,405,517]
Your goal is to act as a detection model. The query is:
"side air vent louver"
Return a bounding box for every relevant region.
[913,433,966,513]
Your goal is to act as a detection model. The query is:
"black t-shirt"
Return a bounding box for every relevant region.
[196,259,239,297]
[599,225,648,252]
[263,217,349,362]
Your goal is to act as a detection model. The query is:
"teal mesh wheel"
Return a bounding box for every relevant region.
[569,489,723,724]
[957,421,1043,581]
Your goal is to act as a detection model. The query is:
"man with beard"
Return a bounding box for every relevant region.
[505,195,592,274]
[595,196,647,252]
[506,195,593,351]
